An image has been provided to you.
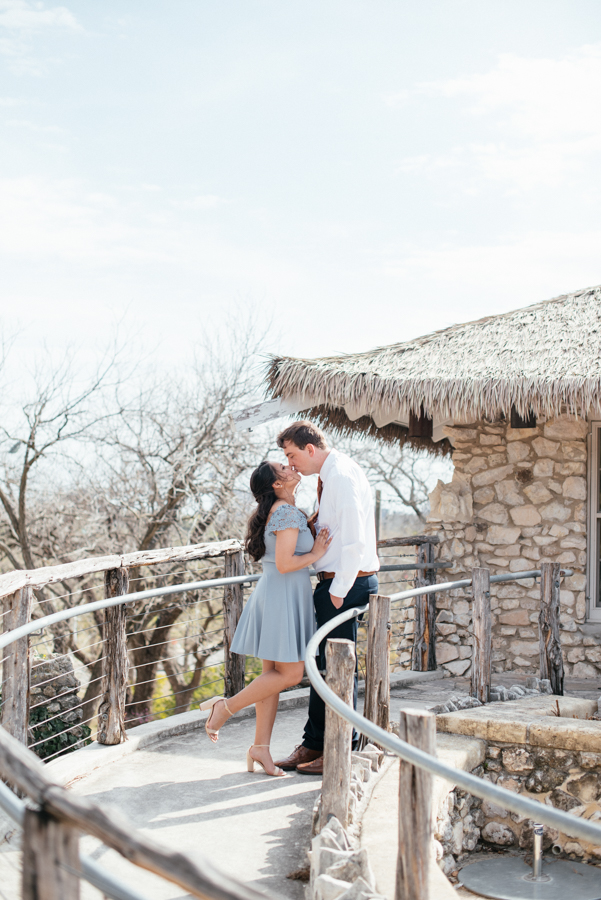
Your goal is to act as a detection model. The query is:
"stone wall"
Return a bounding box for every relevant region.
[435,743,601,873]
[477,743,601,860]
[397,412,597,677]
[29,652,91,759]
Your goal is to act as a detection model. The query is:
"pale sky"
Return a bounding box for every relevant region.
[2,0,601,366]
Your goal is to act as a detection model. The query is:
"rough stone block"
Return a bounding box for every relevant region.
[544,416,587,441]
[336,878,384,900]
[495,481,524,506]
[481,800,507,818]
[487,525,521,545]
[507,441,530,463]
[437,643,460,664]
[444,659,470,676]
[519,820,558,851]
[499,609,530,626]
[563,476,586,500]
[481,822,515,845]
[540,501,571,523]
[509,505,542,526]
[326,850,375,890]
[502,748,534,772]
[443,426,479,444]
[562,441,587,461]
[550,524,569,537]
[573,661,599,678]
[314,875,353,900]
[472,465,514,487]
[474,486,496,504]
[532,437,560,458]
[567,773,601,803]
[506,427,539,442]
[523,483,553,505]
[533,458,555,478]
[479,502,509,524]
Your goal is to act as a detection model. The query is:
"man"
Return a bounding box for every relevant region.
[274,420,379,775]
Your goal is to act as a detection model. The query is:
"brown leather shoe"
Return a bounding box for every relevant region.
[274,744,321,771]
[296,756,323,776]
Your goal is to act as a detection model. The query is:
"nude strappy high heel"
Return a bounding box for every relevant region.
[246,745,286,777]
[200,696,232,742]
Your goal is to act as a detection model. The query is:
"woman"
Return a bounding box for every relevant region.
[200,460,331,776]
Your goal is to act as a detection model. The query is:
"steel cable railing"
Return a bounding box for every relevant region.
[0,553,432,900]
[1,552,589,897]
[304,567,601,849]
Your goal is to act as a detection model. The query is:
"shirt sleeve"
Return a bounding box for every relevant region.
[329,474,367,599]
[268,504,304,532]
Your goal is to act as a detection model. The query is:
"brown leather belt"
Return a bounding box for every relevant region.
[316,570,376,583]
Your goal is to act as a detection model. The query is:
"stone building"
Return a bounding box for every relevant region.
[265,285,601,679]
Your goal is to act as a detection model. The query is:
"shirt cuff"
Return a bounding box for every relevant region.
[330,574,352,600]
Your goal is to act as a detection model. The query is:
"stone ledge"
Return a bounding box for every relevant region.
[436,695,599,752]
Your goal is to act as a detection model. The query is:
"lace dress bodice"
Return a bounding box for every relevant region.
[262,504,313,564]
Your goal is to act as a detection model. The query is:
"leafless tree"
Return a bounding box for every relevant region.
[0,322,272,725]
[336,438,439,524]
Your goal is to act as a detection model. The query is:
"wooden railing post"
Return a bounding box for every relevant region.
[321,638,355,830]
[396,708,435,900]
[411,541,437,671]
[364,594,391,736]
[2,586,32,744]
[22,807,80,900]
[98,568,129,745]
[539,561,564,696]
[471,567,491,703]
[223,550,245,698]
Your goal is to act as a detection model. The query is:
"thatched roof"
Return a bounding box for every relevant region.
[266,285,601,451]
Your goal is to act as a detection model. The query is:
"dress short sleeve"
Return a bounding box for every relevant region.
[267,504,308,533]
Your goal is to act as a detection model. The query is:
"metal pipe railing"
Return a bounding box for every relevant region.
[304,566,601,848]
[0,562,429,651]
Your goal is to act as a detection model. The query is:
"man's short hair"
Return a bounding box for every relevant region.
[276,420,327,450]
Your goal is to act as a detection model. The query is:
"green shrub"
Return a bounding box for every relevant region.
[29,705,92,761]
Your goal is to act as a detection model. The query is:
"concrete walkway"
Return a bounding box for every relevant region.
[75,705,320,900]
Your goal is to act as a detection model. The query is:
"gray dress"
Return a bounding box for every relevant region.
[231,504,316,663]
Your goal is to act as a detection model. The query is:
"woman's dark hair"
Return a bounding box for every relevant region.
[245,461,279,562]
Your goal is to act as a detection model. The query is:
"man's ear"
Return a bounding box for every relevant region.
[307,444,316,457]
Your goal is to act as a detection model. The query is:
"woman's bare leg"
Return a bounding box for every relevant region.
[206,659,304,745]
[251,660,281,775]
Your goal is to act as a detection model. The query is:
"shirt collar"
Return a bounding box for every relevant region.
[319,449,338,483]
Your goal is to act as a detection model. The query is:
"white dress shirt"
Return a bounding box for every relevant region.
[314,449,380,599]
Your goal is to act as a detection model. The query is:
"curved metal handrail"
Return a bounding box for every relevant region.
[304,568,601,848]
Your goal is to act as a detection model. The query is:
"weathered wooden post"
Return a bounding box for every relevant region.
[321,638,355,830]
[223,549,245,698]
[396,708,436,900]
[97,568,129,745]
[364,594,391,736]
[539,561,564,695]
[471,567,491,703]
[22,807,80,900]
[411,541,437,672]
[2,586,33,744]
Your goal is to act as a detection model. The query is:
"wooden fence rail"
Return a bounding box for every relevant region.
[1,540,246,750]
[0,725,273,900]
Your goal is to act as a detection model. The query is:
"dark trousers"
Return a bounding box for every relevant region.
[302,573,379,752]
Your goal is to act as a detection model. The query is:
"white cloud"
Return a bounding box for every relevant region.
[427,45,601,142]
[393,44,601,193]
[170,195,231,211]
[0,1,79,32]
